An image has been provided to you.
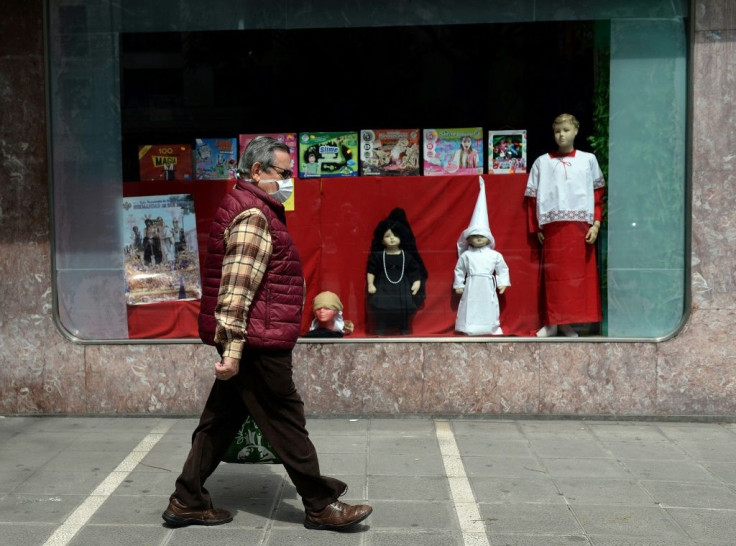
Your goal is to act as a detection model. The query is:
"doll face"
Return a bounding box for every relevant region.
[553,121,578,150]
[314,306,337,326]
[382,229,401,251]
[461,136,472,150]
[468,234,490,248]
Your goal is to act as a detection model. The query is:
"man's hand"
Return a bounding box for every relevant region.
[215,356,239,381]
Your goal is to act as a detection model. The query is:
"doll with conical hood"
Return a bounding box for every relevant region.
[366,208,428,335]
[453,177,510,335]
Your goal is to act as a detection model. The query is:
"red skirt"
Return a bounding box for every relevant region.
[541,221,602,325]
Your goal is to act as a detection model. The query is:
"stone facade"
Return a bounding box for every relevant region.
[1,1,734,416]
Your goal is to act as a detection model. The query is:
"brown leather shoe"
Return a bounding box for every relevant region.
[304,500,373,531]
[162,497,233,527]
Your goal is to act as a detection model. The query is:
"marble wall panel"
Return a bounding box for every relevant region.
[84,344,212,414]
[695,0,736,31]
[297,343,424,414]
[656,308,736,415]
[538,343,658,415]
[691,170,736,309]
[421,343,539,414]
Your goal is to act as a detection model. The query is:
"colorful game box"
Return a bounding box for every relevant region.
[489,130,527,174]
[195,138,238,180]
[359,129,421,176]
[239,133,297,211]
[298,132,359,178]
[423,127,484,176]
[138,144,192,181]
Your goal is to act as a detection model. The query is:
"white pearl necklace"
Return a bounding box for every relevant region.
[382,250,405,284]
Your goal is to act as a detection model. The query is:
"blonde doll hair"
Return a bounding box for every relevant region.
[553,113,580,129]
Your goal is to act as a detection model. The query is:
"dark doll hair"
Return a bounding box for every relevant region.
[370,208,429,282]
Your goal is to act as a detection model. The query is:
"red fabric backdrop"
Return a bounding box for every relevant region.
[124,174,543,339]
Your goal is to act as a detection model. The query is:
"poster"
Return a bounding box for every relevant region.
[122,194,202,305]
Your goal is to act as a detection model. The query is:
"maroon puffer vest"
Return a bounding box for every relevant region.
[198,180,304,350]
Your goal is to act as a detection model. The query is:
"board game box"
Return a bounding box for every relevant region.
[195,138,238,180]
[489,130,527,174]
[359,129,421,176]
[298,132,359,178]
[138,144,192,181]
[423,127,484,176]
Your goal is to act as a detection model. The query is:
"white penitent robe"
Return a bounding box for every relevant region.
[453,246,510,335]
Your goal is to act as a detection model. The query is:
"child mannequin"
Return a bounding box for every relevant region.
[454,178,510,335]
[525,113,605,337]
[303,291,354,338]
[366,208,427,335]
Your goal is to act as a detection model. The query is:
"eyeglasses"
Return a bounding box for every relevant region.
[269,165,293,180]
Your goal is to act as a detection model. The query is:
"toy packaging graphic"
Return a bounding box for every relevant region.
[239,133,297,211]
[359,129,421,176]
[489,130,527,174]
[122,193,201,305]
[298,132,359,178]
[195,138,238,180]
[423,127,484,176]
[138,144,192,181]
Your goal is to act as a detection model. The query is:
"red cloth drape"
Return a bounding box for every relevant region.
[124,174,543,339]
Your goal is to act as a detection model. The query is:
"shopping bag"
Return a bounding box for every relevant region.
[221,416,281,464]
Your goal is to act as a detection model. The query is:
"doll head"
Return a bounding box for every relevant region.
[311,291,345,331]
[467,233,490,248]
[460,136,473,150]
[552,113,579,152]
[381,229,401,252]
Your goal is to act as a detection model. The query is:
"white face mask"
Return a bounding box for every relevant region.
[260,178,294,203]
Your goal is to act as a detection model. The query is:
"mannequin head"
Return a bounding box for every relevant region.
[552,113,579,153]
[312,291,343,329]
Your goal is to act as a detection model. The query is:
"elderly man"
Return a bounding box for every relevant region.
[163,136,372,531]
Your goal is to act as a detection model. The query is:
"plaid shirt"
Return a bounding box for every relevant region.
[214,208,273,360]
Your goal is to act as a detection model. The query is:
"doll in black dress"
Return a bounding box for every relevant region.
[366,208,427,335]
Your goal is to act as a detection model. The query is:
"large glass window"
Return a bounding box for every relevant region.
[46,0,689,342]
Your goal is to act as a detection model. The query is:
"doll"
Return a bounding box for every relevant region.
[366,208,427,335]
[453,178,510,335]
[303,291,354,338]
[525,113,604,337]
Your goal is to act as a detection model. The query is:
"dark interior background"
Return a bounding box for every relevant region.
[120,21,599,180]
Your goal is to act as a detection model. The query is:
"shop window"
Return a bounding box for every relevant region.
[46,0,689,342]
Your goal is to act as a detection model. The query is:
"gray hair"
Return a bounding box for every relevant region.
[236,136,291,179]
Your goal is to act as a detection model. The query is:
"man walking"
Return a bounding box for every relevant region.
[163,136,372,531]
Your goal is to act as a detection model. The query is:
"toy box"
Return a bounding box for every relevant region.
[489,130,527,174]
[298,132,359,178]
[195,138,238,180]
[138,144,192,181]
[423,127,484,176]
[359,129,421,176]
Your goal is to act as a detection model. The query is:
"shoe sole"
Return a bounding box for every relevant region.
[162,512,233,527]
[303,507,372,531]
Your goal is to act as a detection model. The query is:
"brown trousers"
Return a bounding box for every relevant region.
[171,348,346,512]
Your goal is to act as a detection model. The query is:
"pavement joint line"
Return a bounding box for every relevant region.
[435,420,491,546]
[41,419,174,546]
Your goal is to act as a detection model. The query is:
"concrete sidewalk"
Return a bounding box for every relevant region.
[1,415,735,545]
